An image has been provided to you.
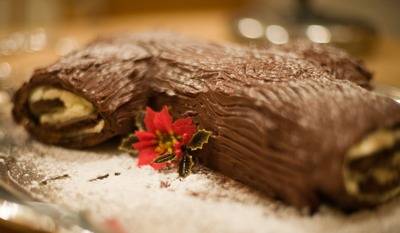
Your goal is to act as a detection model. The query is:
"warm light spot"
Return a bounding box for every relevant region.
[0,62,11,79]
[265,25,289,44]
[238,18,263,39]
[0,91,10,105]
[306,25,331,43]
[0,202,19,220]
[0,38,17,55]
[28,28,47,52]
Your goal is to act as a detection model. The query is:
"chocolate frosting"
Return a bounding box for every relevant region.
[13,40,152,146]
[263,41,372,88]
[12,32,400,210]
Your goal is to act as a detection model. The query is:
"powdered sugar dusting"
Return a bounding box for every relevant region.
[0,96,399,233]
[1,138,398,233]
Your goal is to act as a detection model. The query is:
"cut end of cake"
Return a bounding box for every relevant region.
[28,86,105,136]
[343,128,400,203]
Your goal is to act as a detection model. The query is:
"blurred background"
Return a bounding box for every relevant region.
[0,0,399,92]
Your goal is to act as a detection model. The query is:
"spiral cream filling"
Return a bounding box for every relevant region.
[344,129,400,203]
[29,86,104,134]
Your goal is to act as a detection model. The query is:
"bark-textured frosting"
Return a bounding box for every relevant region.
[262,41,372,88]
[12,32,400,210]
[13,39,152,146]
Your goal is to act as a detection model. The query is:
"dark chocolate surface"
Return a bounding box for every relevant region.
[12,32,400,209]
[13,41,152,147]
[264,41,372,88]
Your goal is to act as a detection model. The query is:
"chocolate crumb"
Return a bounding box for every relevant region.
[160,180,171,188]
[89,174,109,182]
[40,174,70,185]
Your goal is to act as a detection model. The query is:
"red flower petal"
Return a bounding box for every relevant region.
[173,142,183,158]
[137,148,158,167]
[134,105,202,172]
[153,106,173,133]
[133,140,157,150]
[172,118,196,142]
[137,149,168,170]
[181,133,192,144]
[103,218,127,233]
[144,107,157,132]
[150,161,168,170]
[134,131,156,141]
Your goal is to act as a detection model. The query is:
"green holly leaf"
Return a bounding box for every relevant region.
[135,111,145,130]
[154,153,176,163]
[118,134,138,156]
[178,154,194,177]
[187,129,212,151]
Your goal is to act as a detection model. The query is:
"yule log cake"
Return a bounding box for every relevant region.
[13,32,400,210]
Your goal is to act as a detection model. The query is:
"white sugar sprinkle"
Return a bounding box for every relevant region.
[4,141,399,233]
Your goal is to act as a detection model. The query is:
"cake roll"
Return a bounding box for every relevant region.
[12,33,400,210]
[12,33,370,148]
[138,34,400,210]
[12,39,152,147]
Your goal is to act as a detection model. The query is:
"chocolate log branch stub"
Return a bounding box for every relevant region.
[263,41,372,88]
[12,32,400,210]
[13,41,152,147]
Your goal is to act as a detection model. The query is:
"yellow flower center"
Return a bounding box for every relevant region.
[154,131,180,155]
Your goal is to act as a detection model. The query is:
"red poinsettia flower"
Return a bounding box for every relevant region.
[132,106,196,170]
